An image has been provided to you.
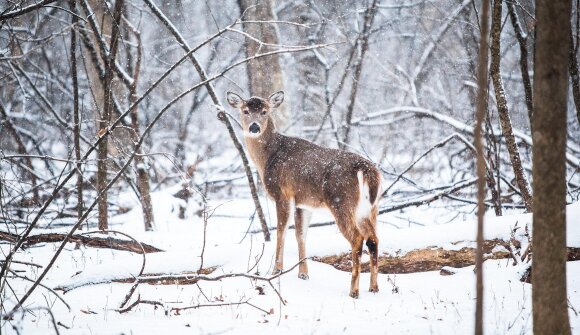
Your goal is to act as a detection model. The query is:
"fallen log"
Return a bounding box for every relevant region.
[0,231,163,253]
[313,240,580,275]
[519,248,580,284]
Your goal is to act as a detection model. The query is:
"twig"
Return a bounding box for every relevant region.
[117,295,164,314]
[7,269,70,312]
[381,133,482,198]
[0,0,59,20]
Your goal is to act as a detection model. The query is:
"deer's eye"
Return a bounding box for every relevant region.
[243,110,249,115]
[261,110,267,116]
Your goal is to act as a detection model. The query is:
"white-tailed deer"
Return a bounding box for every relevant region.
[227,91,382,298]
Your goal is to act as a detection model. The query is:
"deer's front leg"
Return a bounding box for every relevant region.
[294,208,311,279]
[273,199,291,274]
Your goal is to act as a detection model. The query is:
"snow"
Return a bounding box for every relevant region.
[2,192,579,334]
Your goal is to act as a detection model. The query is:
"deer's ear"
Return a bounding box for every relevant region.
[226,92,244,108]
[268,91,284,108]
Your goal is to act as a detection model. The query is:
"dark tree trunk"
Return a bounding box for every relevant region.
[569,29,580,127]
[507,1,534,131]
[532,1,572,334]
[69,0,84,228]
[474,1,491,334]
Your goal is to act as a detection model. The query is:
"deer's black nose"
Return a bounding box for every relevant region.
[249,123,260,134]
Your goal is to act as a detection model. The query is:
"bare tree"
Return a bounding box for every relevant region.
[97,0,125,231]
[474,1,491,334]
[0,104,39,205]
[237,0,289,127]
[280,1,326,129]
[125,15,154,231]
[532,1,572,334]
[569,1,580,126]
[507,1,534,130]
[69,0,83,227]
[341,0,379,149]
[490,0,533,212]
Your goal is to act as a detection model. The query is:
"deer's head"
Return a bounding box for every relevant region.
[226,91,284,138]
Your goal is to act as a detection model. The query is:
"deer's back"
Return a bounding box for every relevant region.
[263,134,378,208]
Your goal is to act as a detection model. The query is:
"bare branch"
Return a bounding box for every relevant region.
[0,0,58,20]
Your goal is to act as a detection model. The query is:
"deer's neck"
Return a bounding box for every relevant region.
[244,117,279,176]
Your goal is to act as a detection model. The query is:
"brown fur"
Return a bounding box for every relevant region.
[227,92,381,298]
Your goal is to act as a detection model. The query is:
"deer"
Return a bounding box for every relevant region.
[226,91,382,298]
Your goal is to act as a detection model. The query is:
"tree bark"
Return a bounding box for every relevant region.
[490,0,533,212]
[474,0,491,334]
[126,18,155,231]
[237,0,288,128]
[284,3,326,129]
[341,0,378,149]
[532,1,572,334]
[506,1,534,131]
[97,0,124,231]
[69,0,84,228]
[0,104,39,205]
[569,29,580,127]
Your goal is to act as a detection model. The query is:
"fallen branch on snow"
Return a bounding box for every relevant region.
[0,231,163,253]
[56,259,307,306]
[117,296,269,315]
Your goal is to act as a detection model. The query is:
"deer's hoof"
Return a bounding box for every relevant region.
[349,290,359,299]
[298,272,309,280]
[369,286,379,293]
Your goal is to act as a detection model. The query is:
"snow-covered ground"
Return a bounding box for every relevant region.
[2,189,579,334]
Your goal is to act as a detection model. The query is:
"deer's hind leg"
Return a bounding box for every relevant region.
[365,226,379,293]
[365,205,380,293]
[294,207,311,280]
[330,207,364,298]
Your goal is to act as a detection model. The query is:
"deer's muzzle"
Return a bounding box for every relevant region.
[249,123,261,134]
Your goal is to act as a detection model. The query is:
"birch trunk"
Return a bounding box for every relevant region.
[490,0,533,212]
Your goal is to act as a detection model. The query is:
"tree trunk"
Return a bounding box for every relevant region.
[97,0,124,231]
[283,3,326,129]
[0,104,39,205]
[532,1,572,334]
[126,18,155,231]
[569,29,580,127]
[490,0,533,212]
[341,0,378,149]
[69,0,84,228]
[507,1,534,131]
[474,0,491,334]
[237,0,288,128]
